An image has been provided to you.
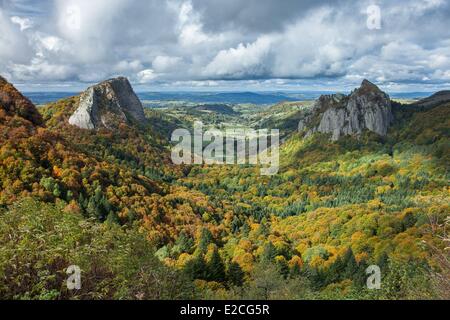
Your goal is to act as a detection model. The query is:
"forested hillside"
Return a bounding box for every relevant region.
[0,76,448,300]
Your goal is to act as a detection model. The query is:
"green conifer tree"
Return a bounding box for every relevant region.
[207,247,226,282]
[227,262,245,287]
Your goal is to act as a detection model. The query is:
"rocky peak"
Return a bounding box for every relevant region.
[69,77,146,130]
[0,75,43,126]
[298,80,393,141]
[358,79,382,93]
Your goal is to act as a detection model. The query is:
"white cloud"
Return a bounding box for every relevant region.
[10,16,33,30]
[0,0,449,90]
[0,11,32,63]
[176,1,209,46]
[205,37,272,78]
[114,60,143,73]
[10,59,76,81]
[204,8,359,79]
[137,69,158,83]
[152,56,182,72]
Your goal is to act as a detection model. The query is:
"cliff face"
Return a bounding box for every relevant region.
[298,80,393,141]
[69,77,146,130]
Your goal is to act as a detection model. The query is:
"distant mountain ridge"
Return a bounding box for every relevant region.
[411,90,450,109]
[24,90,437,106]
[139,91,298,105]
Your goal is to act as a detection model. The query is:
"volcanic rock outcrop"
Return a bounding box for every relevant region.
[69,77,146,130]
[298,80,393,141]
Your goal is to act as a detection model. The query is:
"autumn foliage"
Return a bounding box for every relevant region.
[0,76,448,300]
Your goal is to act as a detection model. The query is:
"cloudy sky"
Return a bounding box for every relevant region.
[0,0,449,92]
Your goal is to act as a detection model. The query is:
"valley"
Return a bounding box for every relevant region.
[0,75,448,300]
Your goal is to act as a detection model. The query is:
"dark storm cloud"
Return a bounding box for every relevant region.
[191,0,345,33]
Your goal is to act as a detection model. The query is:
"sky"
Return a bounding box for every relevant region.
[0,0,449,92]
